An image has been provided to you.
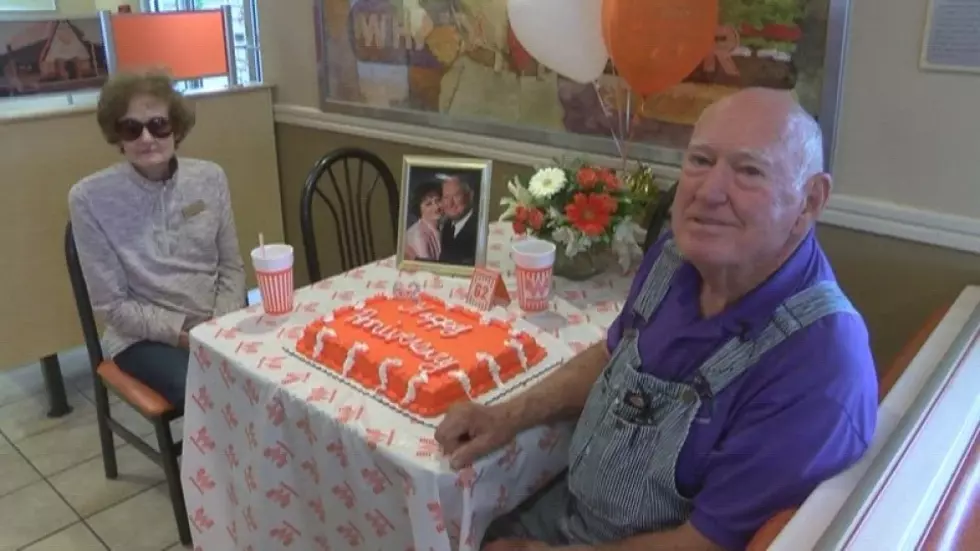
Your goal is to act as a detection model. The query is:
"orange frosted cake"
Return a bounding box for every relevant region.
[295,293,547,417]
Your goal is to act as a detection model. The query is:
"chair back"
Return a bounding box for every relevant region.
[300,147,399,281]
[643,182,677,251]
[64,221,105,372]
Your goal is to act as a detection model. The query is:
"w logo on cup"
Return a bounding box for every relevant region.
[516,266,553,312]
[512,238,556,313]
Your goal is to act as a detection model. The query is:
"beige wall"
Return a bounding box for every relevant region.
[833,0,980,219]
[255,0,319,107]
[0,86,283,370]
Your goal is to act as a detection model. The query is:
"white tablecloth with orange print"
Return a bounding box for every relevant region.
[179,223,635,550]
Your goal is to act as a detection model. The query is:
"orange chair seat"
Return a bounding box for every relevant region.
[96,361,174,417]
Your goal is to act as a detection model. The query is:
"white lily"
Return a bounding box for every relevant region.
[508,176,535,205]
[499,198,518,221]
[612,220,643,272]
[553,227,592,258]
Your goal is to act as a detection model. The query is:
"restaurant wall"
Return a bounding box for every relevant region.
[0,86,284,371]
[260,0,980,367]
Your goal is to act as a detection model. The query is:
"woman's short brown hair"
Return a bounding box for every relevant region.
[96,70,196,145]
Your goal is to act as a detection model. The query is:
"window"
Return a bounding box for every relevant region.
[141,0,261,91]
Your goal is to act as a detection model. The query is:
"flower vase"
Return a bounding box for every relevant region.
[553,245,606,281]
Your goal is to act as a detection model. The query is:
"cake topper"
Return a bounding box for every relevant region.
[393,281,422,302]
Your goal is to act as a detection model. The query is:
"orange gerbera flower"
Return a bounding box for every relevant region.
[565,193,612,237]
[599,168,620,190]
[512,205,529,234]
[595,193,618,215]
[577,166,600,190]
[527,208,545,231]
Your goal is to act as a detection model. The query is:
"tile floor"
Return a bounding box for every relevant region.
[0,347,187,550]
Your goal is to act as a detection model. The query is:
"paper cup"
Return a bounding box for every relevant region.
[511,239,556,312]
[250,244,294,315]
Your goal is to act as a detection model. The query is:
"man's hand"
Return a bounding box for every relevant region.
[483,539,553,551]
[178,331,190,349]
[434,402,518,470]
[437,341,610,471]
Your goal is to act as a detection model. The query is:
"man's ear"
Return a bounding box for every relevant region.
[796,172,831,230]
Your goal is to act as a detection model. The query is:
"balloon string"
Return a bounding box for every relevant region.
[592,80,626,162]
[619,95,643,169]
[622,91,633,170]
[616,70,626,157]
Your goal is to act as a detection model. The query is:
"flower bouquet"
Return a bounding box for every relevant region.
[500,160,646,278]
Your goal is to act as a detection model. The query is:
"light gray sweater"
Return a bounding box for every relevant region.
[68,158,246,357]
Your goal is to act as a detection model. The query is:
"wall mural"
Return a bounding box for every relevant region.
[0,17,108,98]
[316,0,841,166]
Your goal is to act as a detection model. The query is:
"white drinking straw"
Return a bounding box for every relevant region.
[259,232,266,258]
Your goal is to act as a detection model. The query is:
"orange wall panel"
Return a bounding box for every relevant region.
[111,11,228,80]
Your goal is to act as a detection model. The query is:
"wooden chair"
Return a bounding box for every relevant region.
[746,304,952,550]
[300,147,399,281]
[64,222,191,546]
[643,182,677,251]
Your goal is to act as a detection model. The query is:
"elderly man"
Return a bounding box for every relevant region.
[435,89,878,551]
[438,175,478,265]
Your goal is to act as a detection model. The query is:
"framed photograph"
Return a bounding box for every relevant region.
[0,17,108,98]
[396,156,493,277]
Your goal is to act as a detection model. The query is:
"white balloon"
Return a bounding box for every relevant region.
[507,0,608,84]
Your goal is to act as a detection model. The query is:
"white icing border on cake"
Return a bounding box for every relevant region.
[312,327,336,358]
[476,352,503,386]
[506,338,529,371]
[341,342,368,377]
[401,370,428,405]
[450,369,472,397]
[376,358,401,391]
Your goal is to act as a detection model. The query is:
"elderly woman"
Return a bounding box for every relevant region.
[403,180,443,261]
[68,71,245,408]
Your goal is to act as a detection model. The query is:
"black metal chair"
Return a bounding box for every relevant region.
[300,147,399,281]
[643,181,678,251]
[64,222,190,546]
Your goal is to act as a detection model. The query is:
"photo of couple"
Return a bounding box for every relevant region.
[398,157,492,275]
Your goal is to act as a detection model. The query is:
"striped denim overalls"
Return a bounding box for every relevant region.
[487,239,857,545]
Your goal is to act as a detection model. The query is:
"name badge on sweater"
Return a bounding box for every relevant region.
[181,200,206,220]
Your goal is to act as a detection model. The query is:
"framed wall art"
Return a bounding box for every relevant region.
[315,0,850,169]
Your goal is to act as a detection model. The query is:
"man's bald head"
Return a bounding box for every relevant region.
[671,88,832,281]
[695,88,825,190]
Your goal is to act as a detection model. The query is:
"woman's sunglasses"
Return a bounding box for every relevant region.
[115,117,173,142]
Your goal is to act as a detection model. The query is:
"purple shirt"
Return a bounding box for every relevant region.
[606,232,878,550]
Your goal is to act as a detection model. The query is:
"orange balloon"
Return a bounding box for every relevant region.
[602,0,718,97]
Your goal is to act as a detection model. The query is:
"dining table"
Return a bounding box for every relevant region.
[179,222,637,550]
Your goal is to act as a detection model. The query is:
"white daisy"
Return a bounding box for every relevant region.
[527,168,566,199]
